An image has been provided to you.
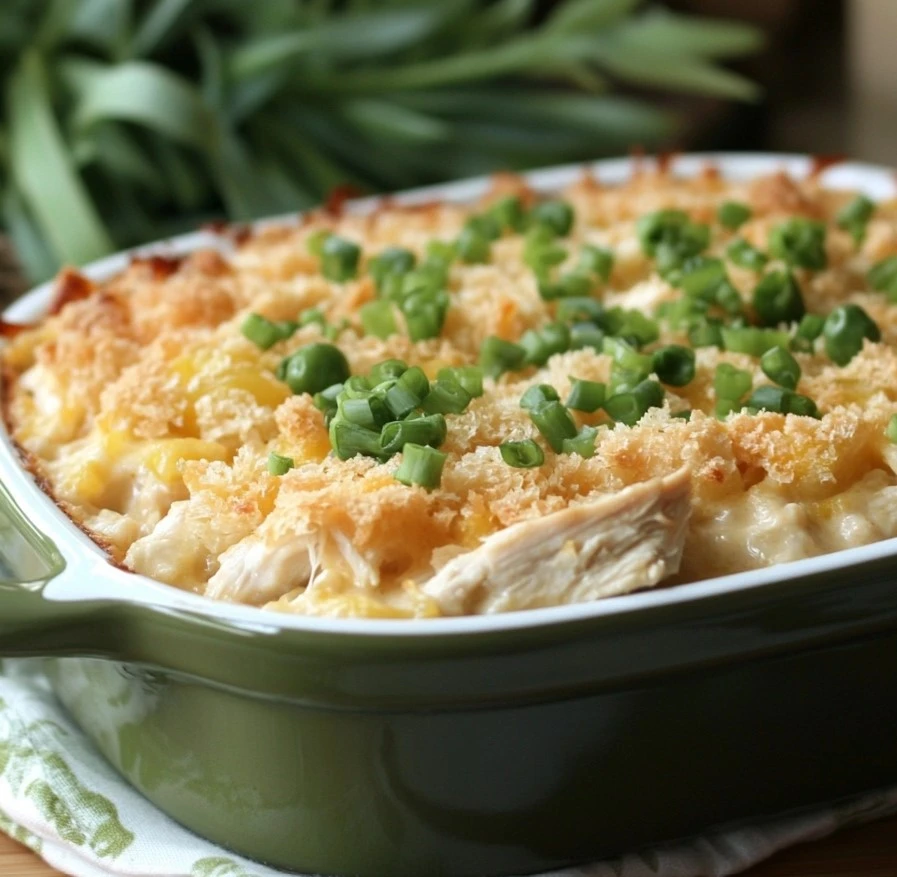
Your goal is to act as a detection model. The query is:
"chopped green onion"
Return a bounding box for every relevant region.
[603,336,652,372]
[768,219,827,270]
[531,200,574,236]
[313,383,343,422]
[837,195,875,245]
[556,297,604,323]
[394,443,447,490]
[569,322,605,351]
[529,400,578,452]
[868,255,897,302]
[578,244,614,281]
[267,452,295,476]
[299,308,326,329]
[609,365,649,395]
[718,201,752,230]
[499,439,544,468]
[280,343,350,395]
[341,375,372,397]
[384,366,429,418]
[337,396,382,430]
[456,226,491,264]
[721,326,791,357]
[652,345,696,387]
[520,384,560,410]
[401,289,449,341]
[715,398,741,418]
[637,209,709,266]
[714,280,744,315]
[320,235,361,282]
[752,270,806,326]
[489,195,527,232]
[368,359,407,385]
[747,385,820,418]
[566,378,606,412]
[465,213,502,241]
[368,247,416,290]
[790,313,825,352]
[680,257,726,300]
[887,414,897,444]
[599,308,659,346]
[437,366,484,399]
[422,379,472,415]
[726,238,768,271]
[523,226,567,272]
[688,320,724,348]
[538,270,593,301]
[380,414,447,455]
[520,322,571,366]
[359,300,397,339]
[760,345,801,390]
[242,313,294,350]
[714,363,752,402]
[603,380,665,426]
[306,229,330,256]
[479,336,526,378]
[324,318,349,341]
[562,425,599,458]
[823,304,881,365]
[329,420,388,461]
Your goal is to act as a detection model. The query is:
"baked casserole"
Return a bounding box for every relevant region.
[4,163,897,618]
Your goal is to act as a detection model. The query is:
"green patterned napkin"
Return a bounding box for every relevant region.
[1,658,896,877]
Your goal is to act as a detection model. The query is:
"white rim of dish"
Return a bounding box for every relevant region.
[3,151,897,638]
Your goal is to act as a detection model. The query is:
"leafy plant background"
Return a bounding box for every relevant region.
[0,0,763,283]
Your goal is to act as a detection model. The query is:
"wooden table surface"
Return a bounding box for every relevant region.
[2,814,897,876]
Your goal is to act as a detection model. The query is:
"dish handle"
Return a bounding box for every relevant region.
[0,478,113,657]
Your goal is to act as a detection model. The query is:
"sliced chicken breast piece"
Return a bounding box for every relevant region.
[421,467,691,615]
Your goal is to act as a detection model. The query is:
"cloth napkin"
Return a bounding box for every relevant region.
[1,660,896,877]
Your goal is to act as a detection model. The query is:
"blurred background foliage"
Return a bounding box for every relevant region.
[0,0,764,283]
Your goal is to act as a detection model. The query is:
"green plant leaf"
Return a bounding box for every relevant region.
[2,189,58,282]
[546,0,641,35]
[617,10,765,58]
[230,6,457,78]
[129,0,198,58]
[7,52,112,266]
[341,100,451,143]
[68,0,133,55]
[72,61,215,150]
[72,123,163,192]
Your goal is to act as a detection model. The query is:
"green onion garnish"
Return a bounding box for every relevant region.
[529,400,578,452]
[836,195,875,245]
[651,345,696,387]
[887,414,897,444]
[394,443,447,490]
[680,257,726,301]
[726,238,768,271]
[556,297,604,323]
[242,313,296,350]
[421,379,472,415]
[368,247,416,291]
[523,226,567,272]
[489,195,527,232]
[368,359,407,385]
[538,271,593,301]
[569,322,605,351]
[479,336,526,379]
[752,270,806,326]
[868,255,897,302]
[578,244,614,281]
[688,320,724,349]
[562,425,599,458]
[320,235,361,282]
[306,229,330,256]
[531,200,574,237]
[714,280,744,316]
[380,414,447,455]
[267,452,295,476]
[384,366,429,419]
[499,439,544,469]
[520,384,560,410]
[337,396,383,430]
[637,209,709,267]
[760,345,801,390]
[790,313,825,352]
[359,300,397,339]
[456,226,491,264]
[329,420,388,461]
[721,326,791,358]
[718,201,752,230]
[823,304,881,365]
[566,378,606,412]
[604,336,652,372]
[603,379,665,426]
[465,213,502,241]
[600,307,659,346]
[437,366,484,399]
[520,322,571,366]
[714,363,752,403]
[768,218,827,270]
[279,343,351,396]
[746,385,820,418]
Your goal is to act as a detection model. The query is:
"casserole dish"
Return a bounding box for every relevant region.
[2,153,897,876]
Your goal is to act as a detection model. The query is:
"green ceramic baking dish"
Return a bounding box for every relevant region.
[2,154,897,877]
